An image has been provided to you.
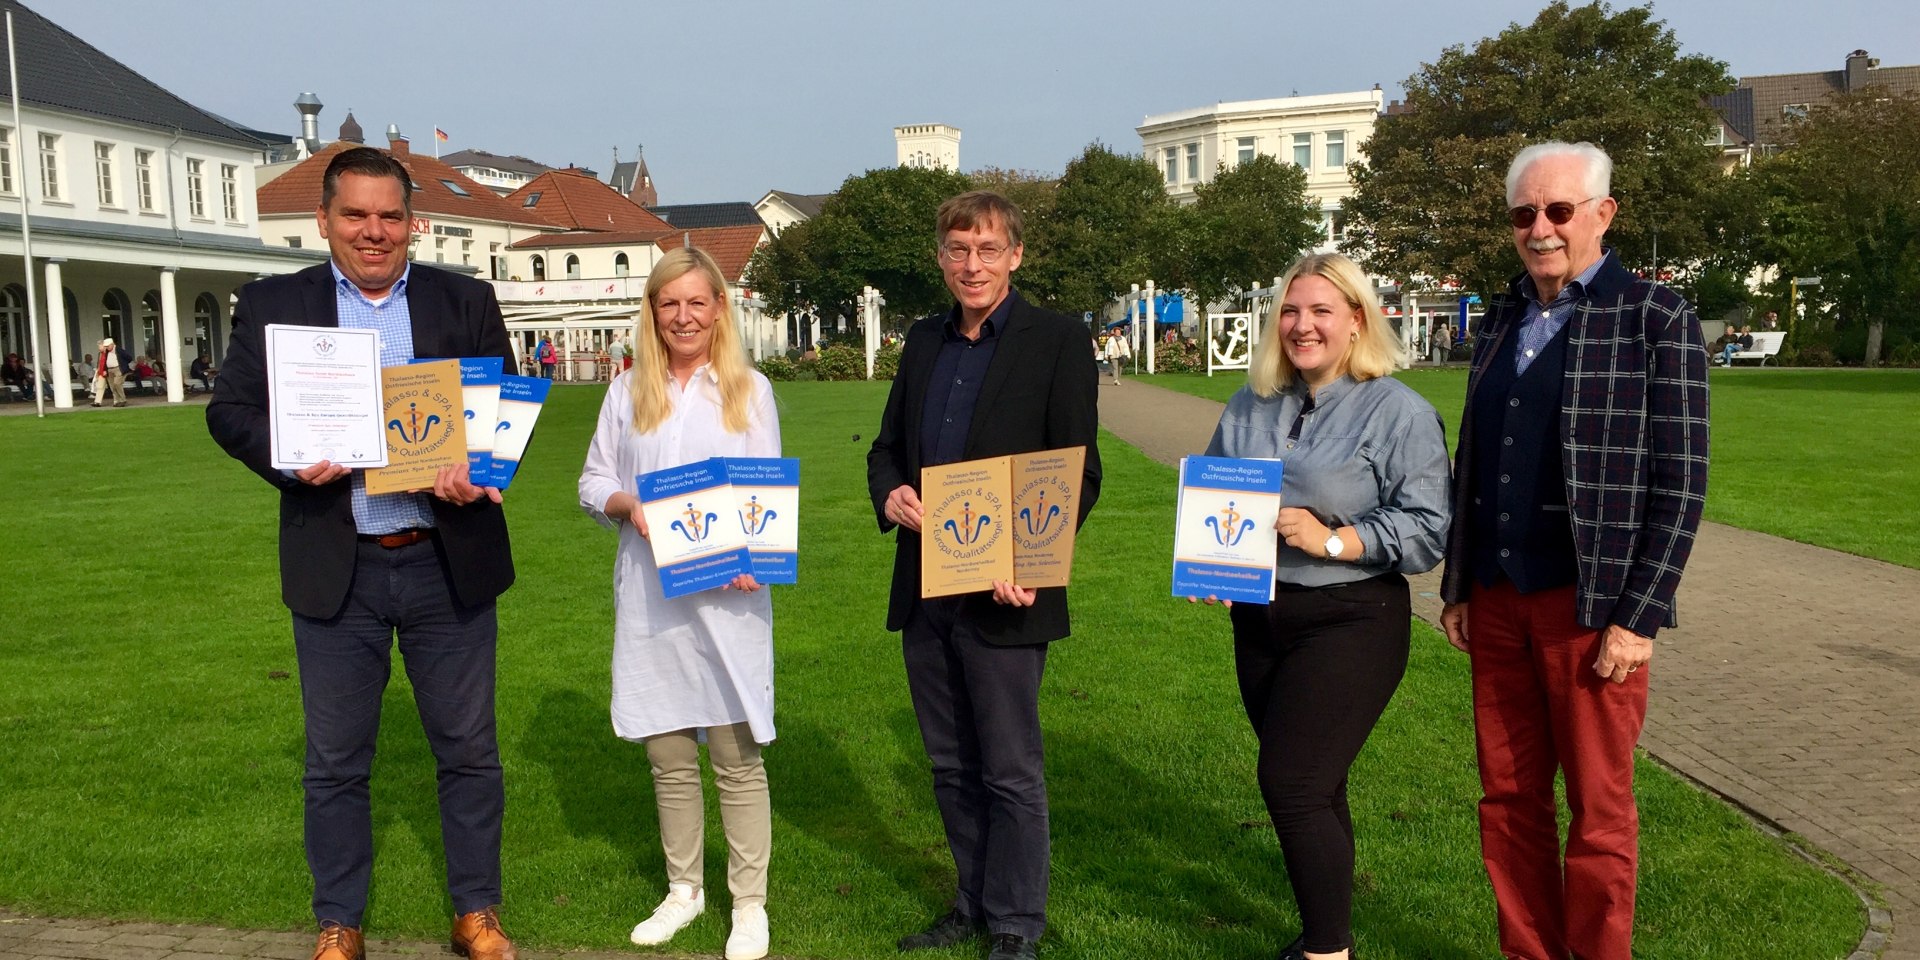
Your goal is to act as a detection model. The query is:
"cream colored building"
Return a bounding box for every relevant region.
[1136,88,1385,248]
[895,123,960,171]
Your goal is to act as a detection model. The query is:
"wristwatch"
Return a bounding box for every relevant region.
[1323,531,1346,559]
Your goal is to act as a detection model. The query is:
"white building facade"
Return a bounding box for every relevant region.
[1137,88,1385,249]
[895,124,961,171]
[1,5,321,409]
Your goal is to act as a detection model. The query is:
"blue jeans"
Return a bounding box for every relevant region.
[291,539,503,925]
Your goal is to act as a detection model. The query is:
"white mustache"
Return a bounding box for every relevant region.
[1527,238,1566,253]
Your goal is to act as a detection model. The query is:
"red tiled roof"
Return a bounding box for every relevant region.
[650,224,767,283]
[256,141,556,227]
[508,223,765,283]
[509,230,664,249]
[503,168,672,233]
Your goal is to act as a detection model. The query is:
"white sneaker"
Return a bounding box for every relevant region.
[629,883,704,946]
[725,903,768,960]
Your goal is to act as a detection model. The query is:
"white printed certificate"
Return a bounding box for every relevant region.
[265,324,387,471]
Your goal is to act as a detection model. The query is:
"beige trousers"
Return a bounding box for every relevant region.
[644,722,769,906]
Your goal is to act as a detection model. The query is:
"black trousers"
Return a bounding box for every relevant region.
[1229,573,1410,953]
[902,596,1050,941]
[291,540,504,926]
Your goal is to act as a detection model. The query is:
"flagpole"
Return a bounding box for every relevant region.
[433,122,440,159]
[8,12,47,417]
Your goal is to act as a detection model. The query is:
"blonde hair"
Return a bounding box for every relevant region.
[628,247,755,435]
[1248,252,1405,397]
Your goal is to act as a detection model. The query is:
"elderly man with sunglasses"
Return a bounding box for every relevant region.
[1437,141,1709,960]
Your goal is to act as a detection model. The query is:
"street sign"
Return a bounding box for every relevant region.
[1793,276,1822,286]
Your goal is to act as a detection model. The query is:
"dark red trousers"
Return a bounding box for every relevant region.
[1468,580,1647,960]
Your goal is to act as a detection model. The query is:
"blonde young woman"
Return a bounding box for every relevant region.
[1198,252,1450,960]
[577,248,780,960]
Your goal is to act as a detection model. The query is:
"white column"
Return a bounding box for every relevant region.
[44,258,72,409]
[863,286,879,380]
[776,312,790,355]
[159,267,184,402]
[1144,280,1157,375]
[1128,283,1141,366]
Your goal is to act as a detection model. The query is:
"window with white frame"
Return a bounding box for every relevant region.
[565,254,581,280]
[94,142,116,207]
[134,149,156,211]
[38,132,60,199]
[1163,147,1178,184]
[0,126,13,195]
[1185,143,1200,182]
[1237,137,1256,166]
[1325,130,1346,169]
[1329,211,1348,244]
[615,251,630,277]
[185,158,205,217]
[220,164,240,221]
[1292,132,1312,169]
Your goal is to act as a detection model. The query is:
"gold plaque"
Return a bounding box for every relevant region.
[920,456,1014,598]
[1010,446,1086,589]
[365,359,468,496]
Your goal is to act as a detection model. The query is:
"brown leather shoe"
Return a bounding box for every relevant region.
[311,923,364,960]
[450,907,517,960]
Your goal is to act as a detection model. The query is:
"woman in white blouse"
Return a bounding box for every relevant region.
[578,247,780,960]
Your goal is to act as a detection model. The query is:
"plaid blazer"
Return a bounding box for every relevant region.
[1440,253,1710,637]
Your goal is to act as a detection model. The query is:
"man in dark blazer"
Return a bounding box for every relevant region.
[207,148,520,960]
[867,191,1100,960]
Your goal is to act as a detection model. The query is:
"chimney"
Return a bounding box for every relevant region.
[1845,49,1872,92]
[338,110,364,144]
[386,124,410,156]
[294,92,323,146]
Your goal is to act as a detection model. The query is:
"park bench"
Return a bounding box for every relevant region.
[1729,331,1786,366]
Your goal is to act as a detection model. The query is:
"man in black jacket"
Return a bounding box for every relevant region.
[867,191,1101,960]
[207,147,519,960]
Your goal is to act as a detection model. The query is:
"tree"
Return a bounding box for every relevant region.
[1025,142,1177,316]
[1174,155,1323,308]
[1341,1,1733,294]
[969,166,1065,307]
[746,165,973,324]
[1758,90,1920,362]
[743,219,819,319]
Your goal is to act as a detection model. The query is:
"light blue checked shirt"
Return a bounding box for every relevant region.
[1514,255,1607,375]
[333,262,435,535]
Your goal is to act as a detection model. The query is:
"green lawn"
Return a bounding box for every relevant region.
[1145,368,1920,569]
[0,385,1863,959]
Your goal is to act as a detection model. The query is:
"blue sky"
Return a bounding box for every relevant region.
[34,0,1920,203]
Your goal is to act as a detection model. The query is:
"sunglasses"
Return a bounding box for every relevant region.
[1508,197,1599,229]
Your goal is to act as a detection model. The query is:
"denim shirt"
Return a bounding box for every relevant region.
[1205,374,1452,587]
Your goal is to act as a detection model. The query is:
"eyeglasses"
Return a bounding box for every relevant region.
[1508,197,1600,230]
[940,242,1010,265]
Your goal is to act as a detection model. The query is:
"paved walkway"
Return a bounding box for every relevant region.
[1098,376,1917,959]
[0,911,641,960]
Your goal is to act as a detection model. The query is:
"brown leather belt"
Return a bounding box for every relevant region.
[358,529,431,549]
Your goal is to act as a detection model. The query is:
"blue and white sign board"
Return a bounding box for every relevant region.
[457,357,503,481]
[638,458,753,599]
[489,375,551,489]
[723,457,800,583]
[1171,455,1283,605]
